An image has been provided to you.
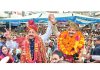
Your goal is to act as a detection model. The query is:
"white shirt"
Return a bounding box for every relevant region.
[40,21,52,43]
[6,40,19,54]
[92,55,100,60]
[6,40,18,49]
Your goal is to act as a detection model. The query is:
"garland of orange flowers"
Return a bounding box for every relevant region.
[58,31,85,56]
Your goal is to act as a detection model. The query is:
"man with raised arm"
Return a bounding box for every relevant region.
[49,14,85,62]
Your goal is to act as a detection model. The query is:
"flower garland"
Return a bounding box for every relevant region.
[58,31,85,56]
[20,36,47,63]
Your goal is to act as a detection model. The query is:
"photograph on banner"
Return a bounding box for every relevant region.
[0,11,100,63]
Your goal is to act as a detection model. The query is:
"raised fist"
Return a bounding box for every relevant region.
[48,14,56,25]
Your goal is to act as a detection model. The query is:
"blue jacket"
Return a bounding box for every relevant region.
[92,44,100,55]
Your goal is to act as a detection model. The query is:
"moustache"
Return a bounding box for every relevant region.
[69,32,75,34]
[29,35,34,36]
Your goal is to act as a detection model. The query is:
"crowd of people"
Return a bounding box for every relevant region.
[0,14,100,63]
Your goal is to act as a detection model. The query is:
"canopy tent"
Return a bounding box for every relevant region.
[0,13,41,26]
[74,13,100,24]
[0,13,100,26]
[34,13,100,24]
[0,13,73,23]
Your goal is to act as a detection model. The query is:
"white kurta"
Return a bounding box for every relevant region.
[40,21,52,43]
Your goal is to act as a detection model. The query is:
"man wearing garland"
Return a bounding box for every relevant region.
[20,19,53,63]
[49,14,85,62]
[4,18,52,63]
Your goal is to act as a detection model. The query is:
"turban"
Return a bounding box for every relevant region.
[27,20,38,32]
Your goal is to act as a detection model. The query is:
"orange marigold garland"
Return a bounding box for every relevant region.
[58,31,85,56]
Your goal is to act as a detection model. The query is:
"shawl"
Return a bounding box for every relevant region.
[20,35,47,63]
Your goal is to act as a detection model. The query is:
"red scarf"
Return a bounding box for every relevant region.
[20,35,47,63]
